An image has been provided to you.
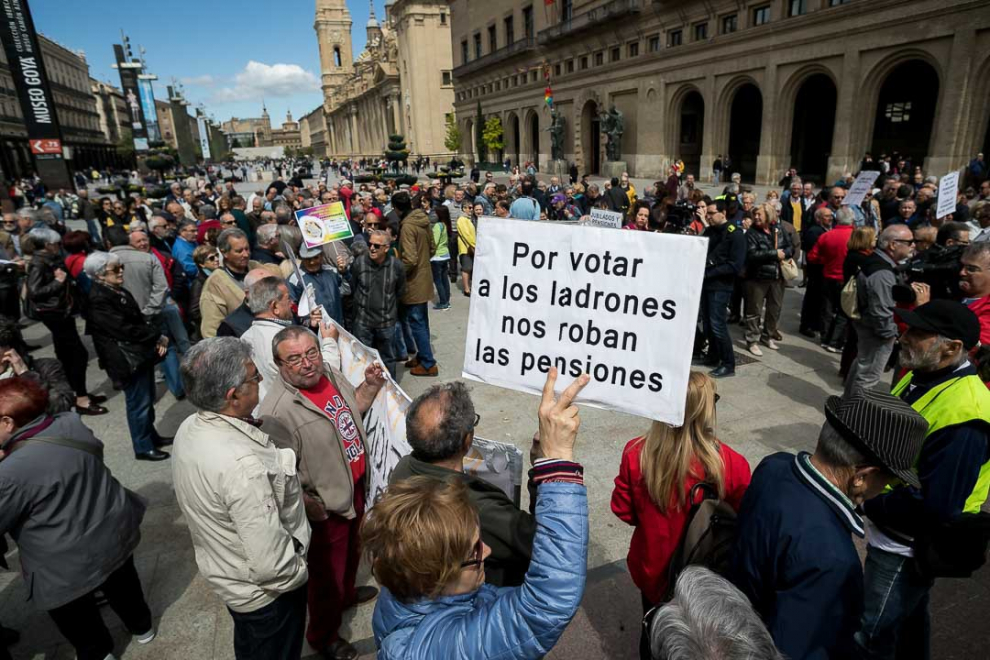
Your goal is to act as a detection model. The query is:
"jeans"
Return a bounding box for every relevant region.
[403,302,435,369]
[701,288,734,369]
[431,260,451,307]
[123,365,159,455]
[85,217,103,246]
[800,266,827,334]
[844,323,895,398]
[41,315,89,397]
[229,584,308,660]
[161,302,191,353]
[47,556,152,660]
[352,323,398,379]
[854,547,933,660]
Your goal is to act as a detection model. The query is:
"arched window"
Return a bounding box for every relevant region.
[333,47,342,68]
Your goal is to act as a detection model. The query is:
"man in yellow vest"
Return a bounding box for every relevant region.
[857,300,990,659]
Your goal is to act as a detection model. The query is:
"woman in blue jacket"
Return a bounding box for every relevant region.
[363,369,590,660]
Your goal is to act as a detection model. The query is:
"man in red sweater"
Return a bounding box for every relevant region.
[808,206,856,353]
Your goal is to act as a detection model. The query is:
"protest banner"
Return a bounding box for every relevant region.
[295,202,353,249]
[843,171,880,207]
[936,171,960,219]
[462,217,707,425]
[330,320,523,506]
[587,208,623,229]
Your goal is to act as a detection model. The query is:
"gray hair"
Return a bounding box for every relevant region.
[814,420,869,470]
[878,224,911,250]
[813,207,833,224]
[256,224,279,247]
[246,276,285,315]
[271,325,319,363]
[177,219,197,233]
[650,567,782,660]
[963,241,990,263]
[217,228,248,253]
[260,210,276,224]
[406,381,477,462]
[198,204,217,220]
[82,251,121,280]
[274,204,294,224]
[180,337,254,413]
[16,207,40,225]
[834,206,856,226]
[28,227,61,249]
[128,220,148,233]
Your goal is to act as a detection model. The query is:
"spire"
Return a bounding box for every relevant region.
[367,0,380,28]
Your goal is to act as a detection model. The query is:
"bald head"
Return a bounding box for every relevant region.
[405,381,477,462]
[245,268,273,289]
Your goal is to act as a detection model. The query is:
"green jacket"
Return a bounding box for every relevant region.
[431,220,450,260]
[389,454,536,587]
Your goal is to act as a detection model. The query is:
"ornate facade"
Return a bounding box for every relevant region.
[221,105,302,150]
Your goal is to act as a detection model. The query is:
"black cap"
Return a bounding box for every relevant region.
[824,390,929,488]
[894,300,981,350]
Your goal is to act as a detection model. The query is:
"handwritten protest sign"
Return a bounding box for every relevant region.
[462,217,707,425]
[936,171,959,219]
[588,208,623,229]
[843,171,880,207]
[295,201,353,249]
[331,320,523,506]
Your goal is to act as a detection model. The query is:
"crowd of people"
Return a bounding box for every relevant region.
[0,149,985,660]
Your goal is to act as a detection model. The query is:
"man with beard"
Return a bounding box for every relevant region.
[856,300,990,658]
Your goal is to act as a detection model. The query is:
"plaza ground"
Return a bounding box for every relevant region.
[1,172,986,659]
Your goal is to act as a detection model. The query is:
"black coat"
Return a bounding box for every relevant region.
[85,282,160,387]
[703,223,747,291]
[26,251,73,318]
[745,224,793,281]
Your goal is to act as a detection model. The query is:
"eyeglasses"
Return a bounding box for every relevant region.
[221,220,237,226]
[368,243,388,251]
[107,265,125,274]
[243,370,262,384]
[460,536,485,569]
[281,348,321,368]
[472,413,481,429]
[892,239,916,245]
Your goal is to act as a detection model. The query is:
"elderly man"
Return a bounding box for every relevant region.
[172,220,199,280]
[174,338,311,660]
[960,243,990,353]
[780,179,806,231]
[240,276,339,405]
[844,224,916,397]
[809,206,855,352]
[200,229,279,338]
[345,229,405,379]
[799,206,833,339]
[399,193,439,376]
[252,224,282,265]
[857,301,990,657]
[259,326,386,660]
[390,381,538,587]
[969,200,990,243]
[731,390,928,659]
[289,244,346,325]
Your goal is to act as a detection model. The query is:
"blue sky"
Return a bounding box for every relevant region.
[31,0,385,124]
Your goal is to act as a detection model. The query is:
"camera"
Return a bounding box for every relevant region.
[664,200,698,233]
[897,244,964,301]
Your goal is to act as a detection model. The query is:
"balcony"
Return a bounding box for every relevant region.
[538,0,642,45]
[452,37,535,80]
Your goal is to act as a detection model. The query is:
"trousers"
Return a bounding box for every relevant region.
[229,584,308,660]
[854,547,933,660]
[41,315,88,397]
[743,279,783,344]
[844,323,895,398]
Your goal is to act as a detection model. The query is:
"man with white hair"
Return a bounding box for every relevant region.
[251,224,282,265]
[808,206,856,353]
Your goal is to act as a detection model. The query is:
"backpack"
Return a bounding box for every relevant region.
[841,276,860,320]
[664,482,738,601]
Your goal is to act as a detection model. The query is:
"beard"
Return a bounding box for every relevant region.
[899,340,944,371]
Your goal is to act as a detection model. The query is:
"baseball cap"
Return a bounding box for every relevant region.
[894,300,981,350]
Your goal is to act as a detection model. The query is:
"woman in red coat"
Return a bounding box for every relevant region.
[610,371,751,659]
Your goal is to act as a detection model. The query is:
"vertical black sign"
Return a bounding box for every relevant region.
[114,44,149,151]
[0,0,70,187]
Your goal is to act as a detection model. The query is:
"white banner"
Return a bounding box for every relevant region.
[844,170,880,207]
[196,115,212,161]
[587,208,623,229]
[936,171,960,219]
[331,321,523,505]
[462,217,707,425]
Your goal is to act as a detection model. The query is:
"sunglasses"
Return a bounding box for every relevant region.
[107,265,125,274]
[369,243,389,251]
[460,536,485,569]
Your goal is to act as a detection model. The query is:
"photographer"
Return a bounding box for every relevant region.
[901,221,972,301]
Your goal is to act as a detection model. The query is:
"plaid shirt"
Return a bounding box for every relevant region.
[346,253,406,330]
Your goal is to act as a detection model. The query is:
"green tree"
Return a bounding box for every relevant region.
[482,117,504,162]
[115,128,135,162]
[475,101,486,164]
[444,114,462,152]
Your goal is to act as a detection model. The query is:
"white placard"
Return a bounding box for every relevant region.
[588,208,623,229]
[843,171,880,207]
[462,217,707,425]
[936,171,960,219]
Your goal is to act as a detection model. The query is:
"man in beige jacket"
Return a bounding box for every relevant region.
[199,228,280,338]
[173,337,310,660]
[259,326,385,660]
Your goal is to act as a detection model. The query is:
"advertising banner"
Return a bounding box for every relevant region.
[295,202,354,248]
[137,78,161,143]
[196,114,211,161]
[113,44,148,152]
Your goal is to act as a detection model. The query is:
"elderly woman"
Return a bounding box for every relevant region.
[83,251,170,461]
[25,228,106,415]
[362,370,590,659]
[743,203,793,356]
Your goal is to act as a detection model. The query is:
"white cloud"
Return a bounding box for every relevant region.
[181,74,215,87]
[211,61,320,103]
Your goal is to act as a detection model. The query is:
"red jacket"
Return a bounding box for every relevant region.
[807,224,853,282]
[610,437,751,603]
[967,295,990,388]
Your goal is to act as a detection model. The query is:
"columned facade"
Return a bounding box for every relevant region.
[450,0,990,184]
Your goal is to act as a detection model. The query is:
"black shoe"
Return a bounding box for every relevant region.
[135,449,170,461]
[87,393,108,404]
[709,365,735,378]
[799,328,818,339]
[77,403,109,416]
[154,436,174,448]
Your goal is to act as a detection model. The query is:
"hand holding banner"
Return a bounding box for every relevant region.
[844,171,880,207]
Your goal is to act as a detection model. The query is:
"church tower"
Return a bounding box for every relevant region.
[366,0,383,49]
[314,0,354,104]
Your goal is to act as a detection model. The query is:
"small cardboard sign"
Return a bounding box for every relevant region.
[936,172,960,220]
[843,171,880,207]
[295,202,353,248]
[588,208,624,229]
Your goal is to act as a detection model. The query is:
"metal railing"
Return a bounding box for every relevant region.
[452,36,536,79]
[537,0,642,45]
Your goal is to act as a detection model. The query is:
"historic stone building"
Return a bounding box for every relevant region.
[315,0,454,158]
[300,105,328,156]
[449,0,990,185]
[0,35,118,177]
[221,105,302,150]
[91,79,130,146]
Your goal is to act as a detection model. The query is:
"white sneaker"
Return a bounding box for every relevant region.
[762,339,779,350]
[748,343,763,357]
[134,627,156,644]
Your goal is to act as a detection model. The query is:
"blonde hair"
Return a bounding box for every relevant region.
[638,372,724,512]
[361,476,478,602]
[757,202,778,225]
[847,226,877,252]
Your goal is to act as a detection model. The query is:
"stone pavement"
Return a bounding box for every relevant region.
[2,175,984,659]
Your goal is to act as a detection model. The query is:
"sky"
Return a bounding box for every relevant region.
[30,0,386,125]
